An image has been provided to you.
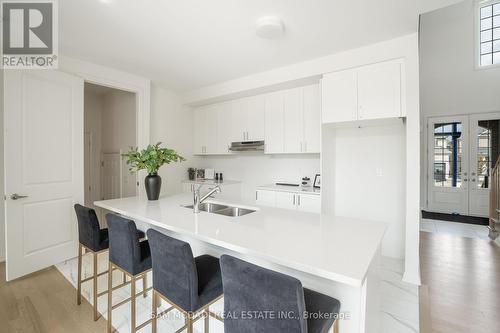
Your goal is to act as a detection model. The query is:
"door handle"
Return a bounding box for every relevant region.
[10,193,28,200]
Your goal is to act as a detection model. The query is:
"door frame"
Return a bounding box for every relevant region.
[424,112,500,216]
[59,56,150,198]
[2,57,150,278]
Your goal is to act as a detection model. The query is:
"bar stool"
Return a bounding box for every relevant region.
[106,214,153,333]
[74,204,145,321]
[147,229,224,333]
[220,255,341,333]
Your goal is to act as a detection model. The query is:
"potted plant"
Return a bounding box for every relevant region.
[123,142,185,200]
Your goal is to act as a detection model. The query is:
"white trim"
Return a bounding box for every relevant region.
[474,0,500,70]
[59,55,150,198]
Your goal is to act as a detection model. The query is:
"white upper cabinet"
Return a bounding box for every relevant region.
[357,62,401,120]
[193,107,206,154]
[266,84,321,154]
[322,60,402,124]
[216,102,232,154]
[283,87,303,153]
[195,83,320,155]
[321,69,358,123]
[264,92,284,153]
[231,96,265,142]
[303,84,321,153]
[246,95,265,141]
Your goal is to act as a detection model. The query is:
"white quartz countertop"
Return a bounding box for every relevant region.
[94,194,385,287]
[182,179,241,186]
[258,184,321,195]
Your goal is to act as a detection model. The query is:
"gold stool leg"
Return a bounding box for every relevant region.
[333,318,339,333]
[131,275,137,333]
[186,312,193,333]
[151,290,157,333]
[107,263,113,333]
[204,308,209,333]
[77,244,82,305]
[142,273,147,298]
[93,251,99,321]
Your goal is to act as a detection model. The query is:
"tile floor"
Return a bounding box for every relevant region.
[420,219,490,240]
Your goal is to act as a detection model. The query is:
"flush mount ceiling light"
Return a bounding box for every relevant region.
[256,16,285,39]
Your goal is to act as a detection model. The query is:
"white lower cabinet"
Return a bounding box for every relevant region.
[255,189,277,206]
[256,189,321,213]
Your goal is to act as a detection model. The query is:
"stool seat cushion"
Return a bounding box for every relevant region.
[304,288,341,333]
[195,255,223,309]
[147,229,223,313]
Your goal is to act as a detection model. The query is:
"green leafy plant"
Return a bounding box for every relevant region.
[123,142,186,175]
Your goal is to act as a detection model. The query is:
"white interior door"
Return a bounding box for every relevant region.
[4,70,83,281]
[468,113,500,217]
[101,152,123,200]
[427,116,469,215]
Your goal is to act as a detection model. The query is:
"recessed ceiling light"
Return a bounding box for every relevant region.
[256,16,285,39]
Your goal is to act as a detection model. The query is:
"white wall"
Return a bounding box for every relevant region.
[102,90,137,197]
[420,0,500,119]
[198,154,320,203]
[0,69,4,262]
[150,85,196,196]
[84,89,103,206]
[325,123,406,258]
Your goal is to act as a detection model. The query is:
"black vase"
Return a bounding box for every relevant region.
[145,173,161,200]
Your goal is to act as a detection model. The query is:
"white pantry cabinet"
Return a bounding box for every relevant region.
[255,189,321,213]
[322,60,402,124]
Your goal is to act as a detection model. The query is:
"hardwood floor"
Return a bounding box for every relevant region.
[0,262,107,333]
[419,231,500,333]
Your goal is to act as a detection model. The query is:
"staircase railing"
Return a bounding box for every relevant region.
[489,158,500,240]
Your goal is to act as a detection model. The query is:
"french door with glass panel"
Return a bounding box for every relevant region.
[428,113,500,217]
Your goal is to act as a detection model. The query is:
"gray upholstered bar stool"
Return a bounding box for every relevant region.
[147,229,224,333]
[106,214,153,333]
[74,204,145,321]
[220,255,341,333]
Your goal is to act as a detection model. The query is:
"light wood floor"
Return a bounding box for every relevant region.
[0,262,107,333]
[419,231,500,333]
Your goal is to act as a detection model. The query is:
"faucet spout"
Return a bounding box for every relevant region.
[193,185,221,213]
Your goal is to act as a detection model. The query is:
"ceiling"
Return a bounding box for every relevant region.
[60,0,463,92]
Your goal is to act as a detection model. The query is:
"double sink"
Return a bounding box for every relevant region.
[184,202,256,217]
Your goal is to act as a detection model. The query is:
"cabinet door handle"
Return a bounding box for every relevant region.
[293,195,296,205]
[256,191,258,201]
[298,195,301,206]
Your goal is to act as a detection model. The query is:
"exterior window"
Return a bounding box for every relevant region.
[479,1,500,67]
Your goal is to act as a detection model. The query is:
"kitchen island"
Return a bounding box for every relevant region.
[95,193,386,333]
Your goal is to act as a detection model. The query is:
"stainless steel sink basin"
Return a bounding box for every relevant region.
[183,203,229,212]
[183,202,256,217]
[213,207,256,217]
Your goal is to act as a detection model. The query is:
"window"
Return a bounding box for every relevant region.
[433,123,463,187]
[479,1,500,67]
